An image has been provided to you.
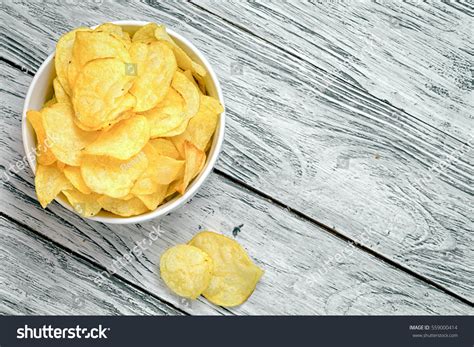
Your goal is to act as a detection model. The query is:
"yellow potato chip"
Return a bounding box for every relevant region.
[131,143,161,195]
[129,41,177,112]
[120,31,132,46]
[54,27,90,96]
[130,175,159,195]
[154,25,207,79]
[132,23,158,43]
[171,94,223,156]
[182,69,200,92]
[140,88,186,138]
[182,68,206,95]
[72,58,136,130]
[98,195,149,217]
[63,189,102,217]
[63,165,91,194]
[81,151,148,198]
[94,23,123,35]
[176,141,206,194]
[53,78,70,104]
[42,103,98,166]
[155,155,185,185]
[133,143,185,194]
[172,71,200,119]
[68,31,131,88]
[157,115,189,138]
[156,71,201,138]
[84,115,149,160]
[44,96,57,107]
[95,23,132,49]
[149,138,181,159]
[56,161,66,171]
[160,244,213,299]
[189,231,263,307]
[26,110,56,166]
[117,193,135,201]
[136,184,168,210]
[165,180,180,199]
[35,164,73,208]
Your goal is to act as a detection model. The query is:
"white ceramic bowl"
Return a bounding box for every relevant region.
[22,20,225,224]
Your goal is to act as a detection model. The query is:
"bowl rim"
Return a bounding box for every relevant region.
[22,20,226,224]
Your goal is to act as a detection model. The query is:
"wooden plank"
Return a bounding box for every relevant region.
[5,0,472,301]
[0,215,182,315]
[192,0,473,141]
[0,1,472,305]
[0,62,472,314]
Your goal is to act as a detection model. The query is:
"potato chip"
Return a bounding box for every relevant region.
[44,96,57,107]
[68,31,131,88]
[130,143,158,195]
[26,110,56,166]
[136,184,168,210]
[172,71,200,119]
[98,195,149,217]
[155,155,185,185]
[149,138,181,159]
[63,165,91,194]
[171,95,223,156]
[176,141,206,194]
[154,25,207,79]
[140,88,186,138]
[165,180,180,199]
[118,193,135,201]
[81,151,148,198]
[132,23,158,43]
[72,58,136,130]
[133,143,184,194]
[182,69,200,92]
[189,231,263,307]
[42,103,98,166]
[182,68,206,95]
[160,244,213,299]
[63,189,101,217]
[94,23,123,35]
[129,41,177,112]
[53,78,70,104]
[35,164,73,208]
[84,115,149,160]
[155,71,201,138]
[56,161,66,171]
[94,22,131,48]
[55,27,90,96]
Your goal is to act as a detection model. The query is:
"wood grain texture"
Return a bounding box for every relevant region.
[0,61,472,315]
[0,215,182,315]
[0,0,472,311]
[194,0,473,141]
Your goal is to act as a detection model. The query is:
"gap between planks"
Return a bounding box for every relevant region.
[2,45,472,308]
[188,0,472,148]
[214,169,474,307]
[0,211,192,316]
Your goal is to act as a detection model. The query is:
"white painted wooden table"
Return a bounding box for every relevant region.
[0,0,472,315]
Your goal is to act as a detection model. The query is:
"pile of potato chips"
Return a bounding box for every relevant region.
[160,231,264,307]
[27,23,223,217]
